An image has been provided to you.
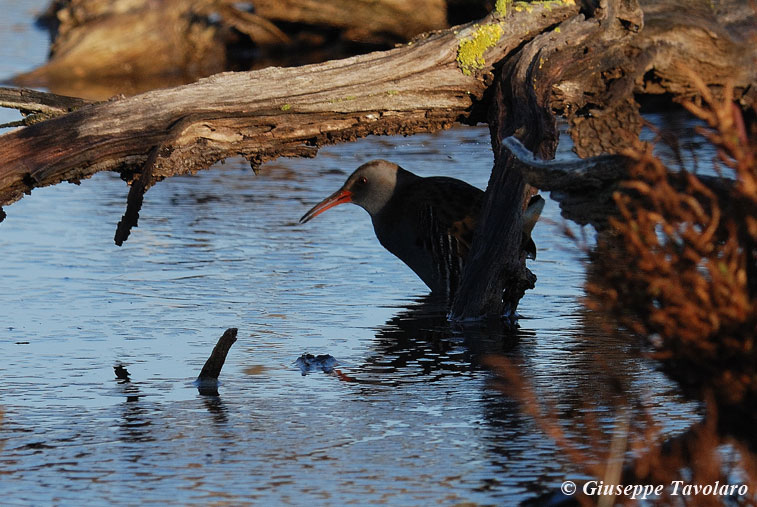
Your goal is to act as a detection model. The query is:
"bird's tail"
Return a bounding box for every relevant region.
[522,195,545,260]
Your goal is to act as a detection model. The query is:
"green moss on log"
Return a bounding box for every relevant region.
[456,23,504,76]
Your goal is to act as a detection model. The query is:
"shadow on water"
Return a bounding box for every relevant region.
[341,293,682,501]
[356,290,642,408]
[357,294,524,383]
[329,296,573,501]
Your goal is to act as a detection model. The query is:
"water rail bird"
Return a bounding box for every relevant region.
[300,160,544,296]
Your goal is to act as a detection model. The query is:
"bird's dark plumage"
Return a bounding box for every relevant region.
[300,160,542,297]
[373,174,482,295]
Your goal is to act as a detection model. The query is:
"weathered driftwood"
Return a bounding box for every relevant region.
[18,0,454,98]
[454,0,642,318]
[546,0,757,159]
[2,0,757,318]
[197,328,238,395]
[505,136,736,230]
[450,0,756,319]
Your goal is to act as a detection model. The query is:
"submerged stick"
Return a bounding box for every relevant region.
[198,328,238,381]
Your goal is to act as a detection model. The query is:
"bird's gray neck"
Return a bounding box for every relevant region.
[361,167,420,217]
[395,167,421,188]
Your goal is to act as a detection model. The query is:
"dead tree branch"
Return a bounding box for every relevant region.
[0,87,91,127]
[196,328,238,396]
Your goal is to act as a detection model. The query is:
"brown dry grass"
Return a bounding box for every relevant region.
[488,357,757,506]
[489,81,757,505]
[587,81,757,429]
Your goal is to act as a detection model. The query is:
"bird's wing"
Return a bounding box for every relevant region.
[403,177,483,295]
[522,194,545,260]
[417,177,483,253]
[409,179,544,267]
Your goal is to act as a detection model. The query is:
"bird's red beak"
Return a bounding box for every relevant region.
[299,189,353,224]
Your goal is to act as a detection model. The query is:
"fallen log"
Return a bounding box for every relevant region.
[19,0,456,98]
[21,0,229,97]
[250,0,448,43]
[0,1,580,220]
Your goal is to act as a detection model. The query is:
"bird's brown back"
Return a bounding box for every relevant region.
[373,176,484,295]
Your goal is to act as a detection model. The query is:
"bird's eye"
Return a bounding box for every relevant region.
[358,176,368,185]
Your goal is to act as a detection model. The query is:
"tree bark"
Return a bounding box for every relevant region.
[250,0,448,43]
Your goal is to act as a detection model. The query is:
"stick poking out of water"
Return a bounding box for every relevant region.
[198,328,238,381]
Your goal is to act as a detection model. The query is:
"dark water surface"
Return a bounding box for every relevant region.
[0,4,699,505]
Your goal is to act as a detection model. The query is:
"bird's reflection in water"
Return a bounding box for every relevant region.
[346,294,554,497]
[354,294,530,384]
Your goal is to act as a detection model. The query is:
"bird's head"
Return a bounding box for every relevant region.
[299,160,400,223]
